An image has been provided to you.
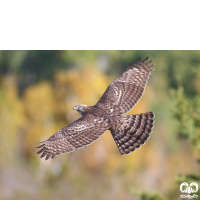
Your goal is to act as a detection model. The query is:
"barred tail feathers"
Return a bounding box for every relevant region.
[110,112,155,155]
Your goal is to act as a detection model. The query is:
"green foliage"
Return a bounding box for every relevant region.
[171,86,200,152]
[130,188,165,200]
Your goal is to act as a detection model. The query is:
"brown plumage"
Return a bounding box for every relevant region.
[37,57,155,160]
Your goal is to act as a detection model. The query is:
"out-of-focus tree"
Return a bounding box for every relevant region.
[22,82,54,157]
[171,86,200,198]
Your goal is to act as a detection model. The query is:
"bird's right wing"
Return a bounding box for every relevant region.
[37,115,110,160]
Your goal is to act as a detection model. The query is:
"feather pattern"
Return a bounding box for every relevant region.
[95,57,155,115]
[110,112,155,155]
[37,57,155,160]
[37,116,110,160]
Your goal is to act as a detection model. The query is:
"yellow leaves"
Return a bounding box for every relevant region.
[0,75,23,129]
[22,82,55,154]
[23,82,54,122]
[54,67,110,106]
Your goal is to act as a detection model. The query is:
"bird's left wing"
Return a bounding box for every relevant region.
[95,57,155,116]
[37,116,110,160]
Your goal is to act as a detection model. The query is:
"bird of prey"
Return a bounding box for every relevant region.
[37,57,155,160]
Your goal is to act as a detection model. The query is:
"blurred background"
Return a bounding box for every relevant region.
[0,50,200,200]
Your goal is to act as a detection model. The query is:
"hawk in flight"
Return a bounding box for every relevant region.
[37,57,155,160]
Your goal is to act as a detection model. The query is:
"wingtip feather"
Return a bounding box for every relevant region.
[36,144,45,148]
[141,56,149,64]
[37,147,45,154]
[131,57,142,69]
[45,153,51,160]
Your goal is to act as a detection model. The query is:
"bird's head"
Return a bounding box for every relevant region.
[73,104,89,116]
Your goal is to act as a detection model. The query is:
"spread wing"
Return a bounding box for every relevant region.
[95,57,155,115]
[37,116,110,160]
